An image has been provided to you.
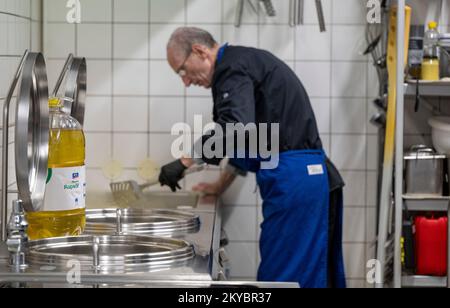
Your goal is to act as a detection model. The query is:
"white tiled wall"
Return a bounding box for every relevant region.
[41,0,450,288]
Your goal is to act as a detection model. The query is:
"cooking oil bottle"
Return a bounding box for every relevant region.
[27,97,86,240]
[421,21,440,81]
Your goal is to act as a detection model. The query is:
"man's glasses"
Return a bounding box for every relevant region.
[176,51,193,77]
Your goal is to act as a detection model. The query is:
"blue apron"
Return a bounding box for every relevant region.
[230,150,346,288]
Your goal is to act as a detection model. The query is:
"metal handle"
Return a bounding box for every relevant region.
[52,53,73,97]
[62,57,86,126]
[289,0,296,27]
[298,0,304,25]
[53,55,87,126]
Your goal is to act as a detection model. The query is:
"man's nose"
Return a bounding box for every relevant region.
[182,76,191,87]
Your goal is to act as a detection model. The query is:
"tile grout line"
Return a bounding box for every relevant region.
[110,0,115,164]
[181,0,188,189]
[329,0,334,159]
[255,0,262,275]
[148,0,151,158]
[28,0,32,50]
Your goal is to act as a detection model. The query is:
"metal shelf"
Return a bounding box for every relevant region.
[405,81,450,97]
[402,275,447,288]
[403,195,450,212]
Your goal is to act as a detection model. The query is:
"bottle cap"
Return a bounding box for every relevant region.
[48,97,63,108]
[428,21,438,30]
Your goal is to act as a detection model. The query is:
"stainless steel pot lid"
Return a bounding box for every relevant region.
[27,235,195,274]
[404,145,447,160]
[15,53,49,212]
[84,209,201,236]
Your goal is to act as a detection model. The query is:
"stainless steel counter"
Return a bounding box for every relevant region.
[0,192,226,288]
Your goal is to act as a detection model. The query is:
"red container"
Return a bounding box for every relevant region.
[415,216,448,276]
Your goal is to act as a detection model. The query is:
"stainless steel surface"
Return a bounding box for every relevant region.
[84,208,201,237]
[0,279,299,288]
[315,0,326,32]
[404,145,445,196]
[6,200,28,271]
[2,50,28,242]
[404,195,450,212]
[405,81,450,97]
[26,235,195,274]
[402,275,447,288]
[14,52,49,213]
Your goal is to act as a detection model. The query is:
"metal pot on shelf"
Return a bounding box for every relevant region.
[404,145,446,196]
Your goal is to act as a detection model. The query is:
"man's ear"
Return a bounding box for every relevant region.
[192,44,208,59]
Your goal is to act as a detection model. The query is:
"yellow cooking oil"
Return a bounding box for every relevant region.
[27,98,86,240]
[421,57,440,81]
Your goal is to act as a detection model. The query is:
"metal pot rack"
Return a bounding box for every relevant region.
[1,51,50,242]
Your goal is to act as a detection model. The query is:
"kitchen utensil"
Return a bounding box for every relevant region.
[315,0,326,32]
[404,145,445,196]
[290,0,301,27]
[234,0,258,28]
[298,0,304,25]
[259,0,276,17]
[110,164,205,206]
[235,0,245,27]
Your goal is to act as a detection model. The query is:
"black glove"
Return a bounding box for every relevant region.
[159,159,188,192]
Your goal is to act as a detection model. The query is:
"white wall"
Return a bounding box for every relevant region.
[41,0,450,288]
[0,0,42,220]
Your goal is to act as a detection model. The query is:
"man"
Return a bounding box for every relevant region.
[159,27,346,288]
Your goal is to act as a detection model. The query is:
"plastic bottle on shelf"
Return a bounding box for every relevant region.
[421,21,440,81]
[408,25,424,79]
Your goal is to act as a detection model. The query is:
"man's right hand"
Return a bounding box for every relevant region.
[159,159,188,192]
[192,182,222,196]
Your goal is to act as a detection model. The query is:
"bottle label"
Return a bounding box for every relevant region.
[44,166,86,211]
